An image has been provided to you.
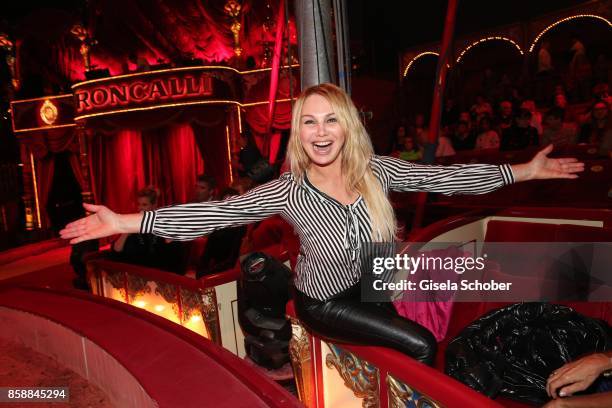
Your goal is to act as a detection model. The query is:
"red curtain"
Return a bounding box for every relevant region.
[90,124,205,211]
[90,130,145,213]
[36,156,55,229]
[141,124,204,206]
[192,122,231,188]
[165,124,204,204]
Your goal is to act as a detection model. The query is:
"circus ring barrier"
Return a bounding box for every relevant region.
[286,207,612,408]
[0,286,301,408]
[83,206,612,407]
[86,244,290,357]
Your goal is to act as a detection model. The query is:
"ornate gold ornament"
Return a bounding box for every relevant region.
[71,24,92,71]
[325,343,380,408]
[126,274,152,302]
[289,318,314,406]
[224,0,243,56]
[386,373,443,408]
[180,287,220,344]
[39,99,58,125]
[0,33,19,90]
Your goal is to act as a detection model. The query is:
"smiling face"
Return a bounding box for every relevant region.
[299,94,346,169]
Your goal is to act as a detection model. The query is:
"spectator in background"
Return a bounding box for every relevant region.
[541,107,577,147]
[112,187,170,270]
[501,108,539,151]
[475,116,500,150]
[593,83,612,107]
[194,174,217,202]
[496,101,514,133]
[569,37,592,102]
[441,98,459,127]
[388,124,408,154]
[397,135,422,162]
[435,127,456,158]
[509,87,524,112]
[452,120,476,151]
[458,111,473,132]
[231,177,255,195]
[536,40,554,103]
[521,100,543,136]
[470,95,493,122]
[537,40,553,74]
[579,100,612,157]
[196,188,248,278]
[410,113,428,143]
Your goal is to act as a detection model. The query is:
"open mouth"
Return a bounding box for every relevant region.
[313,141,333,153]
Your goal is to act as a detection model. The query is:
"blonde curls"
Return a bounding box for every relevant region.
[286,83,396,242]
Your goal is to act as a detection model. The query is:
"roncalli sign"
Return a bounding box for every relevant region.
[72,69,214,120]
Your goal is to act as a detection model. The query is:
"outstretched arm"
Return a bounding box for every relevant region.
[61,175,291,244]
[510,144,584,182]
[61,203,142,245]
[376,145,583,195]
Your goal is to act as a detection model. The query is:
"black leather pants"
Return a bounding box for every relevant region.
[294,283,437,365]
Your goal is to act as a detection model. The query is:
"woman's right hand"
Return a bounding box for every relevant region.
[60,203,127,244]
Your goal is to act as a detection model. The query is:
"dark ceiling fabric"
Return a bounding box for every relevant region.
[13,0,295,93]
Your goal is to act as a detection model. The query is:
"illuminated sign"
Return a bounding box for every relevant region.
[74,72,213,114]
[10,95,75,133]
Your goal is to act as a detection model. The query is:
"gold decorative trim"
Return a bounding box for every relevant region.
[103,269,127,299]
[10,94,74,104]
[289,317,314,407]
[71,64,300,89]
[154,281,180,316]
[386,373,443,408]
[325,342,380,408]
[73,98,294,121]
[179,287,220,344]
[126,274,152,302]
[12,124,77,134]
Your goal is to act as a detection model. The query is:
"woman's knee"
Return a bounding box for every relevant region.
[392,319,437,365]
[410,331,437,365]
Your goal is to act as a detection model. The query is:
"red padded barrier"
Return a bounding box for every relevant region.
[0,287,302,408]
[484,220,557,242]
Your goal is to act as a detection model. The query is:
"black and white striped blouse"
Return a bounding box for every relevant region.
[141,155,514,300]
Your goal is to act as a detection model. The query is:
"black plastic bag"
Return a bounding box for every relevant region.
[445,302,612,404]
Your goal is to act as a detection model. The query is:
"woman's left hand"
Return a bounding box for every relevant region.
[511,145,585,182]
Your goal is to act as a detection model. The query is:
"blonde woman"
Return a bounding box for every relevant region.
[61,83,583,365]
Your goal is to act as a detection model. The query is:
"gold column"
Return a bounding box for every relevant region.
[289,318,315,407]
[76,124,94,204]
[19,144,38,230]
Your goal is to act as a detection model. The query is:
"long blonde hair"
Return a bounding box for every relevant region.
[286,83,396,242]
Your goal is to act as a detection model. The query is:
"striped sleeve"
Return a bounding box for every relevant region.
[140,174,291,240]
[373,155,514,195]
